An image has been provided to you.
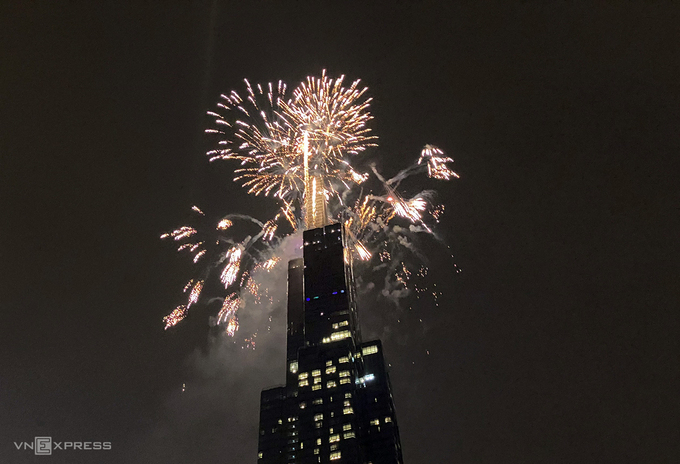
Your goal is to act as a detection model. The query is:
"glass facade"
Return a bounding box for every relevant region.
[257,224,403,464]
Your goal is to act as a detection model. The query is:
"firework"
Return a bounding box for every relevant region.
[161,71,458,334]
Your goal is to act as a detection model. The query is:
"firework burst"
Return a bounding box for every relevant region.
[161,71,458,334]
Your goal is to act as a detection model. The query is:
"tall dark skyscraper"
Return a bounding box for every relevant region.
[257,223,403,463]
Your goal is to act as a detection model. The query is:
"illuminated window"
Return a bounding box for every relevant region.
[338,320,349,327]
[314,414,323,422]
[298,372,308,380]
[344,392,352,399]
[339,356,349,363]
[370,419,379,426]
[362,345,379,356]
[339,370,350,378]
[312,369,321,377]
[385,417,392,423]
[330,451,341,460]
[343,431,355,439]
[329,434,340,443]
[343,423,352,431]
[316,438,322,446]
[340,378,351,384]
[312,384,321,391]
[313,377,321,384]
[299,402,306,409]
[313,398,323,405]
[314,448,319,455]
[278,419,282,425]
[298,379,309,387]
[289,361,298,374]
[327,380,337,388]
[326,360,333,367]
[330,444,339,451]
[258,452,263,458]
[343,407,354,415]
[343,400,351,407]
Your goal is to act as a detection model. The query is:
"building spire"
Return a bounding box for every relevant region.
[303,132,328,230]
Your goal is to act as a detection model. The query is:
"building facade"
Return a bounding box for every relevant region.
[258,223,403,464]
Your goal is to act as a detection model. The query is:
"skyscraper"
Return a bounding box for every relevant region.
[257,223,403,463]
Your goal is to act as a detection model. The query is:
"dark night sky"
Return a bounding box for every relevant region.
[1,2,678,463]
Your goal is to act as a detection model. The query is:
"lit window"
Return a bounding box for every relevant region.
[313,377,321,384]
[298,379,309,387]
[343,423,352,431]
[362,345,379,356]
[338,320,349,327]
[316,438,322,445]
[330,444,339,451]
[258,452,263,458]
[312,384,321,391]
[327,380,337,388]
[326,366,337,374]
[329,434,340,443]
[289,361,298,374]
[314,448,319,455]
[343,407,354,415]
[343,431,355,439]
[344,392,352,399]
[385,417,392,423]
[339,356,349,363]
[326,360,333,367]
[343,400,351,407]
[339,370,350,378]
[312,369,321,377]
[299,402,306,409]
[330,451,341,460]
[314,414,323,421]
[278,419,282,425]
[313,398,323,405]
[370,419,379,426]
[339,378,351,384]
[298,372,308,380]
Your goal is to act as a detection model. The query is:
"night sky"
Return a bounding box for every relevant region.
[1,2,678,463]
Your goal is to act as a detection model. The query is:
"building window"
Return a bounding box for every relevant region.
[326,360,333,367]
[312,384,321,391]
[339,356,349,363]
[344,392,352,399]
[313,398,323,405]
[258,452,263,458]
[343,400,351,407]
[289,361,298,374]
[327,380,337,389]
[330,444,339,451]
[314,413,323,421]
[329,434,340,443]
[298,372,308,380]
[314,377,322,384]
[312,369,321,377]
[340,378,351,384]
[362,345,379,356]
[314,448,319,455]
[343,423,352,431]
[385,417,392,423]
[316,438,322,445]
[299,402,306,409]
[370,419,379,426]
[299,379,309,387]
[326,366,337,374]
[330,451,341,460]
[339,370,350,378]
[343,431,356,439]
[343,407,354,415]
